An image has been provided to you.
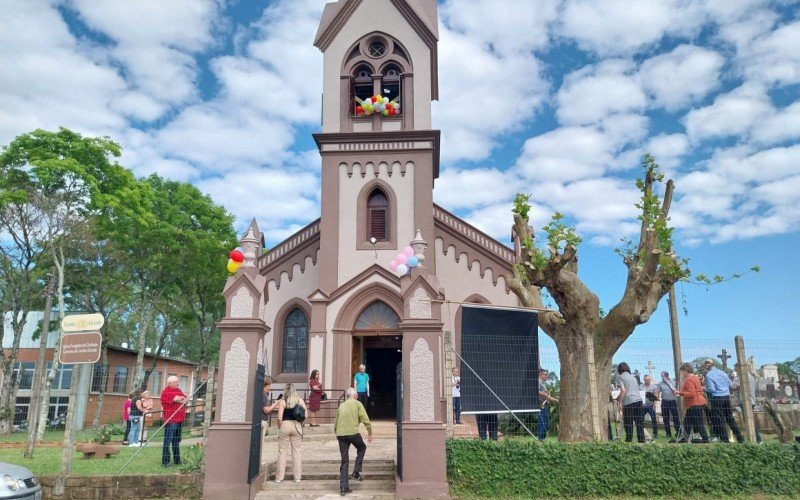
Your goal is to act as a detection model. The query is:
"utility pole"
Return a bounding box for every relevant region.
[667,286,684,417]
[24,270,55,458]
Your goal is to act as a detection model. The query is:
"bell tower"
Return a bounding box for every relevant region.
[313,0,441,294]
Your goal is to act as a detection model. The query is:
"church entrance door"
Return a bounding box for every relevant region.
[364,336,401,420]
[352,300,402,420]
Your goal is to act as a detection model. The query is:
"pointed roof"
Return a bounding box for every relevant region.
[314,0,438,50]
[241,218,265,249]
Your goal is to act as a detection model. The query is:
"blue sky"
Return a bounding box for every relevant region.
[1,0,799,364]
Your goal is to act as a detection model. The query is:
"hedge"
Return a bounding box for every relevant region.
[447,439,800,498]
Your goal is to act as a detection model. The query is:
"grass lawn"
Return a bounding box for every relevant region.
[0,426,195,444]
[0,443,197,475]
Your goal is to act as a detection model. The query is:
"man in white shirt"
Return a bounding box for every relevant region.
[452,367,461,424]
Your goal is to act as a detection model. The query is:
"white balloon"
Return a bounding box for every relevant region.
[396,264,409,275]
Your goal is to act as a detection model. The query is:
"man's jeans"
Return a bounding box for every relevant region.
[643,404,658,437]
[710,396,743,442]
[537,406,549,440]
[476,413,498,440]
[337,434,366,491]
[162,422,182,465]
[453,397,461,424]
[357,392,368,409]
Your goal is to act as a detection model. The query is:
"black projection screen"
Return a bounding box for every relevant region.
[459,305,540,414]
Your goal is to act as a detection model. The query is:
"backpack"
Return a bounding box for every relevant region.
[291,403,306,423]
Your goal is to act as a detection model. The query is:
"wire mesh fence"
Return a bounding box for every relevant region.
[450,334,800,443]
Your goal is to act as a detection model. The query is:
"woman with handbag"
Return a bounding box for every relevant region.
[275,384,307,483]
[308,369,324,427]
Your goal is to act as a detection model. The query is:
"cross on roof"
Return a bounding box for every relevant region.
[718,349,732,371]
[646,361,655,375]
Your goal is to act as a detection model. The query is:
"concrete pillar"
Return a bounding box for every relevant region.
[396,267,448,497]
[203,318,269,499]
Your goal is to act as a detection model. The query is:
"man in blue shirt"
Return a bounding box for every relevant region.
[703,359,744,443]
[354,364,370,409]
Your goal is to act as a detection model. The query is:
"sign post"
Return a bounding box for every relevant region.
[53,314,104,496]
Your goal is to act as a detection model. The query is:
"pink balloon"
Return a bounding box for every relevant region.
[389,260,399,271]
[403,246,415,257]
[396,253,408,264]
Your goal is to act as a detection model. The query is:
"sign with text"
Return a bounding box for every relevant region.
[59,332,102,364]
[61,313,104,332]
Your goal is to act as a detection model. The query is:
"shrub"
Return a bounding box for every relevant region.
[90,425,113,444]
[447,439,800,498]
[178,444,203,473]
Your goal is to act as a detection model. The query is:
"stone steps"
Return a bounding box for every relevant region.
[261,459,396,498]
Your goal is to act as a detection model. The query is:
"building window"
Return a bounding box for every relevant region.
[12,362,35,390]
[91,363,107,392]
[352,64,373,114]
[47,396,69,425]
[367,189,389,241]
[381,63,401,104]
[355,301,400,332]
[13,397,30,427]
[368,39,386,58]
[180,375,189,394]
[112,366,128,393]
[46,362,73,390]
[150,371,162,396]
[282,308,308,374]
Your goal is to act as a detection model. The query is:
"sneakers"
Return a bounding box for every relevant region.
[340,487,352,496]
[351,472,363,481]
[710,437,720,443]
[676,437,688,443]
[294,479,301,483]
[275,479,282,483]
[128,443,139,447]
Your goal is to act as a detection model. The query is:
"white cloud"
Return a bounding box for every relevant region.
[640,45,725,111]
[741,19,800,86]
[434,17,549,163]
[645,133,690,169]
[434,167,520,210]
[439,0,559,53]
[751,99,800,145]
[556,60,646,125]
[558,0,706,56]
[683,83,773,141]
[515,126,613,182]
[70,0,223,114]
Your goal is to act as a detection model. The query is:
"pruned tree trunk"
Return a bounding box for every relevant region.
[0,310,29,435]
[507,156,688,442]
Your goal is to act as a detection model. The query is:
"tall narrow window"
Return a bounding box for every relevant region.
[112,366,128,393]
[282,308,308,374]
[353,65,373,114]
[381,64,401,105]
[367,190,389,241]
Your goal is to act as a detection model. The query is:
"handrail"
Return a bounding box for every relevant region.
[264,388,348,427]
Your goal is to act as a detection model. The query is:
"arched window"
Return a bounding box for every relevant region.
[282,308,308,373]
[381,63,402,104]
[355,301,400,333]
[367,189,389,241]
[353,64,373,110]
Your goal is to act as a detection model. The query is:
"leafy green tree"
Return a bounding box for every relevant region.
[507,154,755,441]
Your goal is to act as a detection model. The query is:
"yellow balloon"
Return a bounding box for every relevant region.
[227,259,242,273]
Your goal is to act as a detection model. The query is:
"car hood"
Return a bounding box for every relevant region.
[0,462,35,479]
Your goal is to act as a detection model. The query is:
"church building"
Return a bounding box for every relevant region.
[205,1,525,496]
[230,0,521,419]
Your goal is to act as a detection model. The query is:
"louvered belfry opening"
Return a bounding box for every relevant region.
[368,189,389,241]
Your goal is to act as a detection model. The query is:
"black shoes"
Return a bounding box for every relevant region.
[340,487,352,495]
[351,472,363,481]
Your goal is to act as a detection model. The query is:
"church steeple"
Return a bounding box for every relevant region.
[314,0,439,134]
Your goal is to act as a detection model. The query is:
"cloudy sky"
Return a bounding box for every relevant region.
[2,0,799,359]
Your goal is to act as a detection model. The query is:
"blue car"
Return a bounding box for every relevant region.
[0,463,42,500]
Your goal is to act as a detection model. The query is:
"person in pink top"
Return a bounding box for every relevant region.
[122,393,132,445]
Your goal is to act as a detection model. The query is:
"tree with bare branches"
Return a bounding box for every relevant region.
[507,154,756,441]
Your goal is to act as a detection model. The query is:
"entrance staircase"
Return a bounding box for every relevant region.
[256,421,398,499]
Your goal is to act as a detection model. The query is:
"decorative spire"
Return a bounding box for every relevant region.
[240,218,261,268]
[410,228,427,263]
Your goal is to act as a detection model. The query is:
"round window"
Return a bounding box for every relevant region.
[368,40,386,58]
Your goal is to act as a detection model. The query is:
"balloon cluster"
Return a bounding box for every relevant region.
[227,248,244,273]
[388,245,423,276]
[355,95,401,117]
